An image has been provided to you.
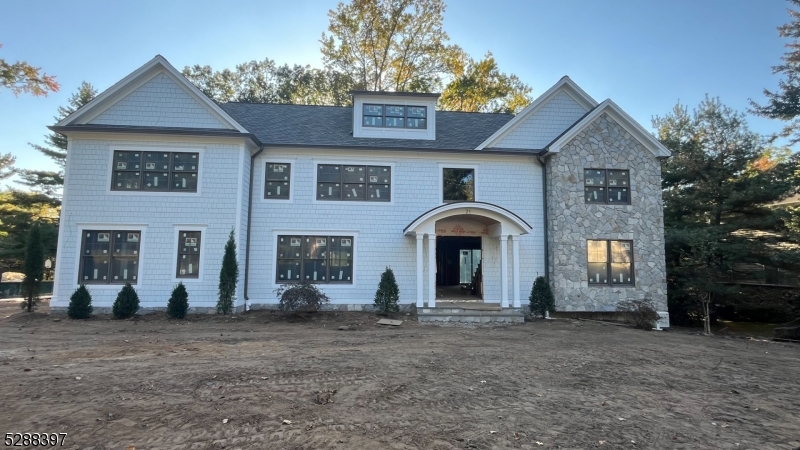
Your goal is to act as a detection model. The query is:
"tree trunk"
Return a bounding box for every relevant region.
[703,298,712,335]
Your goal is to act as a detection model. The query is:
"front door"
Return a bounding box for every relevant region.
[436,236,482,300]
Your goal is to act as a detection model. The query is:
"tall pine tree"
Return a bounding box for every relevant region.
[217,228,239,315]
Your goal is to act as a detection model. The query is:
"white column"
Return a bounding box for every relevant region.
[416,233,424,308]
[500,235,509,308]
[512,235,521,308]
[427,234,436,307]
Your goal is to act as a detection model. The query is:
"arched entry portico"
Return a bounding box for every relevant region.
[404,202,532,308]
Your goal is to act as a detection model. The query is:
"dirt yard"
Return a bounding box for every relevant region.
[0,300,798,450]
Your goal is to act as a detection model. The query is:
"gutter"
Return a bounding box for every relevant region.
[243,146,265,306]
[536,152,550,282]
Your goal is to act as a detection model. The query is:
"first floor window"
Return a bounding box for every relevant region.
[176,231,202,278]
[80,230,140,284]
[276,235,353,284]
[587,240,634,286]
[443,168,475,202]
[112,150,199,192]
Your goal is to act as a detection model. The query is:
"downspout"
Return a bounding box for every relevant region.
[536,153,549,282]
[243,146,265,306]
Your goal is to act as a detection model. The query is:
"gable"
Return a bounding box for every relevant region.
[88,72,226,129]
[491,91,589,149]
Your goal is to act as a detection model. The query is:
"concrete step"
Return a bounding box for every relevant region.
[417,305,525,324]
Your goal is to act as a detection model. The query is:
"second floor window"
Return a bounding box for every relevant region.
[112,151,198,192]
[317,164,391,202]
[265,163,291,199]
[443,168,475,202]
[584,169,629,204]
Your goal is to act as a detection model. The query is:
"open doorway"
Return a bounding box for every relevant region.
[436,236,482,301]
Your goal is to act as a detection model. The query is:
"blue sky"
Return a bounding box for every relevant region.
[0,0,793,186]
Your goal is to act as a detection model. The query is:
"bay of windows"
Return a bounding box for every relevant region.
[112,150,198,192]
[363,104,427,129]
[80,230,140,284]
[276,235,353,284]
[317,164,391,201]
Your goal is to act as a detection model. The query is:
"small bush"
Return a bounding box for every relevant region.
[67,284,93,319]
[275,281,330,313]
[373,266,400,315]
[528,276,555,318]
[167,282,189,319]
[112,283,140,319]
[616,298,660,330]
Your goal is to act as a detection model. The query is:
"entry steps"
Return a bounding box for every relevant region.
[417,302,525,324]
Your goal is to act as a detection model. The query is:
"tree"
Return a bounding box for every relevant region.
[321,0,457,92]
[20,223,44,312]
[0,153,15,181]
[0,44,60,97]
[68,285,93,319]
[17,81,97,196]
[373,266,400,314]
[0,190,60,274]
[217,228,239,315]
[528,276,554,318]
[750,0,800,144]
[654,97,799,325]
[439,52,531,114]
[167,282,189,319]
[112,283,140,319]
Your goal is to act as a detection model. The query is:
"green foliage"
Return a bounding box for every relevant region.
[217,228,239,315]
[67,285,93,319]
[528,276,554,318]
[750,0,800,144]
[0,190,60,274]
[112,283,140,319]
[0,43,60,97]
[616,298,660,330]
[439,52,532,114]
[20,223,44,312]
[0,153,14,180]
[654,97,800,328]
[373,266,400,315]
[167,282,189,319]
[275,281,331,313]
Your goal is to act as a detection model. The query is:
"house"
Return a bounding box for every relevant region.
[48,55,671,324]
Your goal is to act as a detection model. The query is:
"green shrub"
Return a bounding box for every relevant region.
[167,282,189,319]
[616,298,660,330]
[67,284,93,319]
[112,283,140,319]
[275,281,330,313]
[217,228,238,315]
[373,266,400,315]
[529,276,555,318]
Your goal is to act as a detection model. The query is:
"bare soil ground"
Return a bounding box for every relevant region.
[1,299,798,450]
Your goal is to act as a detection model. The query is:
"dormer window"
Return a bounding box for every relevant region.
[363,104,427,129]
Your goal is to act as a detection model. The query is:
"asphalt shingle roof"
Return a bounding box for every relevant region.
[219,103,515,150]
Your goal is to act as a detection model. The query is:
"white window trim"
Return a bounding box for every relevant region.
[73,223,148,289]
[438,163,480,204]
[172,224,208,283]
[106,144,205,197]
[311,159,396,205]
[270,230,359,289]
[261,158,296,203]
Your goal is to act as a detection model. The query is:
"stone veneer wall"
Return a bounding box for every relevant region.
[546,113,667,312]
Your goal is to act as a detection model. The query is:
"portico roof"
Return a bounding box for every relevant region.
[403,202,533,237]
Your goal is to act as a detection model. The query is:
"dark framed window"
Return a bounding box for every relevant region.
[265,163,291,199]
[112,151,199,192]
[584,169,629,204]
[176,231,201,278]
[317,164,391,201]
[79,230,140,284]
[363,104,427,129]
[587,240,634,286]
[443,168,475,202]
[276,235,353,284]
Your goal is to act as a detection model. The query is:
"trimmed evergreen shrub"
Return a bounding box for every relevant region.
[217,228,239,315]
[373,266,400,315]
[529,276,555,318]
[275,281,330,313]
[616,298,660,330]
[112,283,140,319]
[167,282,189,319]
[67,284,93,319]
[21,223,44,312]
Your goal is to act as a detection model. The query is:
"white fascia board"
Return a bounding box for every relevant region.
[547,99,671,159]
[56,55,249,133]
[475,76,598,150]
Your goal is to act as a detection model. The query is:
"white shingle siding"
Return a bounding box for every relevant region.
[89,73,226,129]
[51,138,243,310]
[246,150,545,306]
[493,91,588,149]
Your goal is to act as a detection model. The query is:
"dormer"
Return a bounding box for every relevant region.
[351,91,439,140]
